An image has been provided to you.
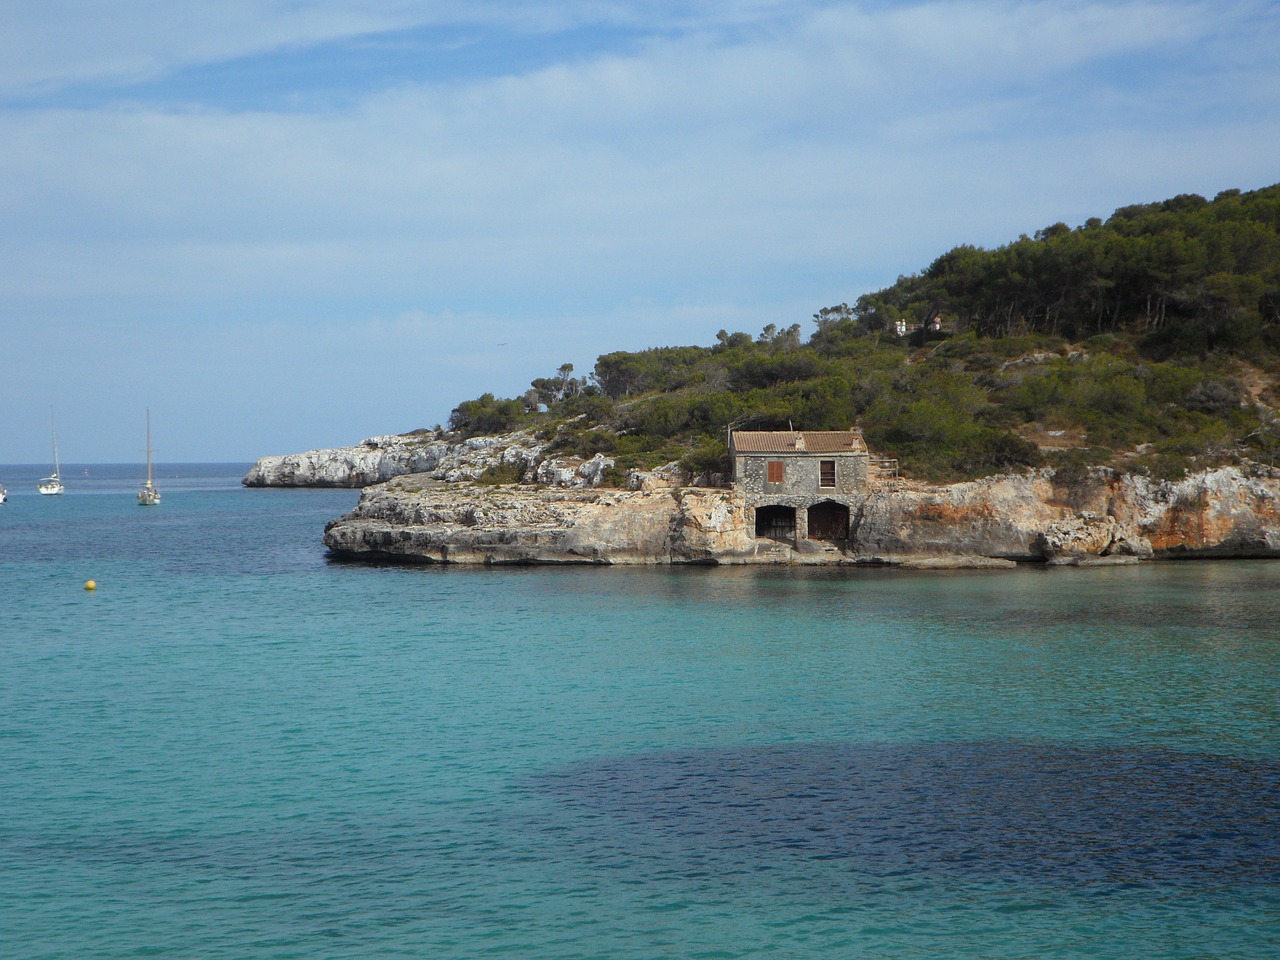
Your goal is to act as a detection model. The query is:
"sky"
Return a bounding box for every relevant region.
[3,0,1279,463]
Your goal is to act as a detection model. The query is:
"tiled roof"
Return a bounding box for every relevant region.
[731,430,867,454]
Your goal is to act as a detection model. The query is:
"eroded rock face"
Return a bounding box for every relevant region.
[243,430,604,488]
[322,482,757,565]
[1111,467,1280,557]
[853,473,1061,561]
[533,453,615,488]
[321,465,1280,566]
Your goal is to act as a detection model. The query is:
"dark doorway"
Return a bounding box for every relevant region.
[807,500,850,540]
[754,505,797,539]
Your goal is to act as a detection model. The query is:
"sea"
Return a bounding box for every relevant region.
[1,462,1277,960]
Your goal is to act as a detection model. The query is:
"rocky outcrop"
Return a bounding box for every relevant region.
[1112,466,1280,557]
[322,482,756,564]
[853,473,1061,561]
[243,430,615,489]
[322,465,1280,566]
[533,452,614,488]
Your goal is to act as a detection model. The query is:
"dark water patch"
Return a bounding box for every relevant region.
[532,742,1280,888]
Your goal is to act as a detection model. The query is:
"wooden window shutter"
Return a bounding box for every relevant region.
[819,460,836,487]
[767,461,784,483]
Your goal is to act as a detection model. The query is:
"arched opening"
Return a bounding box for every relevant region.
[754,504,797,539]
[807,500,850,540]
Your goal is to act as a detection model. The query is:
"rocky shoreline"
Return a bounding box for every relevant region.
[242,429,609,489]
[247,433,1280,566]
[320,468,1280,567]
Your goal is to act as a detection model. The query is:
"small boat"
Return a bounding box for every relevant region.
[37,411,64,495]
[0,485,7,504]
[137,409,160,506]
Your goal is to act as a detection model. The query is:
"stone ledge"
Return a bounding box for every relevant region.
[321,466,1280,566]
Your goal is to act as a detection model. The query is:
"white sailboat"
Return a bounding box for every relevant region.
[37,411,64,495]
[137,409,160,506]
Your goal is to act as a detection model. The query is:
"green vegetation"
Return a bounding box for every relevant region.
[444,184,1280,484]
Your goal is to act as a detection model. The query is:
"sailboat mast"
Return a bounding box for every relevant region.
[37,407,66,495]
[50,409,60,476]
[137,409,161,505]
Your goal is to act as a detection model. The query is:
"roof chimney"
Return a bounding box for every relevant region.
[794,433,806,451]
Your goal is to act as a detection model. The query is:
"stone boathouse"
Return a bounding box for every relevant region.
[729,430,871,542]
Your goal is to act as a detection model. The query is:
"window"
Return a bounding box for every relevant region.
[767,461,784,483]
[819,460,836,487]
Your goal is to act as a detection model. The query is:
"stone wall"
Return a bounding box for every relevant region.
[734,454,868,498]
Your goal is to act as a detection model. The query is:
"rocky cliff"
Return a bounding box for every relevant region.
[321,465,1280,566]
[243,430,612,489]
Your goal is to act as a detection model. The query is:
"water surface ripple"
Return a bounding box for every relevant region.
[2,465,1278,959]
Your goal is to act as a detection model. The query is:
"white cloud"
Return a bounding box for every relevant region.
[0,1,406,94]
[0,0,827,97]
[1,1,1278,458]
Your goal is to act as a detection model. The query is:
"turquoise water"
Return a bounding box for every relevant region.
[1,465,1277,959]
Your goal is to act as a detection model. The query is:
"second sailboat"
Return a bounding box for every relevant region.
[138,409,160,506]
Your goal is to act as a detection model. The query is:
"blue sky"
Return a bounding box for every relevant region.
[3,0,1279,463]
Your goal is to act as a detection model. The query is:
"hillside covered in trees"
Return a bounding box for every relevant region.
[445,184,1280,484]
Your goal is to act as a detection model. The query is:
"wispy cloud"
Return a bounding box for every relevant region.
[0,0,824,98]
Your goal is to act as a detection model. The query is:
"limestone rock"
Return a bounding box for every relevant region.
[242,433,442,487]
[1039,512,1120,562]
[310,450,1280,566]
[534,453,615,488]
[245,429,603,489]
[852,472,1062,561]
[1109,467,1280,557]
[894,556,1019,570]
[625,462,685,491]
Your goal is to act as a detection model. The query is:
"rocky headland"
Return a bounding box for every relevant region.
[286,435,1280,566]
[243,429,612,489]
[243,180,1280,569]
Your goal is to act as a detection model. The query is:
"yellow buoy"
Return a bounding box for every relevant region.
[84,580,97,591]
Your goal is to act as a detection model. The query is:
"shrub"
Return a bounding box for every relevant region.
[557,393,617,422]
[449,393,528,437]
[680,438,729,480]
[1129,452,1193,481]
[1045,448,1110,483]
[476,460,528,485]
[1182,378,1248,415]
